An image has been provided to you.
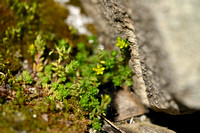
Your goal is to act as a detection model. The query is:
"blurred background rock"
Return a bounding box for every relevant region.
[141,0,200,109]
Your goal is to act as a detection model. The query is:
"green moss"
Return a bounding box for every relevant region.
[0,0,133,132]
[22,70,33,84]
[0,99,88,133]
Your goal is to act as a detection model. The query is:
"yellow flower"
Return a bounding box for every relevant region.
[93,64,105,75]
[29,44,35,51]
[116,37,128,49]
[29,44,35,55]
[100,60,106,64]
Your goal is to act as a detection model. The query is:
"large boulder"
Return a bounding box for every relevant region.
[140,0,200,109]
[81,0,192,114]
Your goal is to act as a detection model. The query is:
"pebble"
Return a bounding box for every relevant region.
[89,128,97,133]
[89,39,94,44]
[98,44,105,50]
[20,130,27,133]
[65,121,72,127]
[54,0,70,5]
[2,112,6,116]
[6,84,11,89]
[33,114,37,118]
[29,87,37,93]
[22,60,28,70]
[42,114,48,122]
[140,115,147,122]
[56,103,62,109]
[17,112,22,117]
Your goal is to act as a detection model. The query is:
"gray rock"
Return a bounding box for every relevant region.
[102,121,175,133]
[119,122,176,133]
[81,0,200,112]
[139,0,200,109]
[114,87,146,121]
[80,0,184,114]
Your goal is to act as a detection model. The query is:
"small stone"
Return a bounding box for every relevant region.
[54,0,70,5]
[89,39,94,44]
[15,112,25,122]
[56,103,62,109]
[119,122,175,133]
[2,112,5,116]
[89,128,97,133]
[20,130,27,133]
[66,121,73,127]
[140,115,147,122]
[17,112,22,117]
[6,84,11,89]
[33,114,37,118]
[22,60,29,70]
[42,114,48,122]
[29,87,37,93]
[98,44,105,50]
[114,87,146,121]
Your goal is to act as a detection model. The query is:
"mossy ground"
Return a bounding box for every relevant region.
[0,0,92,132]
[0,0,132,132]
[0,99,88,132]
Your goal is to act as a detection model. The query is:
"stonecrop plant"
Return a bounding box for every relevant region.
[93,64,105,75]
[0,0,133,132]
[116,37,129,49]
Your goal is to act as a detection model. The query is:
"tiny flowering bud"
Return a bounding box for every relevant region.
[116,37,129,49]
[93,65,105,75]
[100,60,106,64]
[29,44,35,55]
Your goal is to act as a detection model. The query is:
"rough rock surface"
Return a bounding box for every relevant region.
[119,122,176,133]
[80,0,189,114]
[114,87,145,121]
[102,122,175,133]
[140,0,200,109]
